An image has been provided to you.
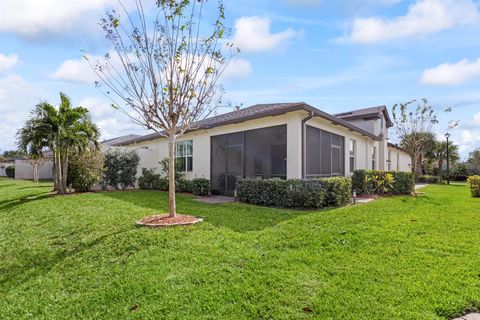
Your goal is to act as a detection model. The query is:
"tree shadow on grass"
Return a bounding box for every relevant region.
[0,227,134,291]
[0,192,55,212]
[0,183,16,189]
[100,190,312,233]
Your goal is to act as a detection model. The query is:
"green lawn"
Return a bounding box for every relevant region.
[1,178,479,319]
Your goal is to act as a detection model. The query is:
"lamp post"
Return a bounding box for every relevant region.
[445,132,450,185]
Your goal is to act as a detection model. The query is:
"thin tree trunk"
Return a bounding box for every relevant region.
[52,153,58,191]
[168,134,177,218]
[55,151,64,195]
[61,151,69,193]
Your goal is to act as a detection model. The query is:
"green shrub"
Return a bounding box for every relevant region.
[418,175,441,184]
[351,169,368,195]
[176,178,193,193]
[320,177,352,207]
[103,149,140,190]
[138,168,162,190]
[352,170,413,195]
[68,150,105,192]
[191,178,210,196]
[391,171,414,195]
[5,165,15,178]
[237,177,351,209]
[160,157,184,181]
[236,179,324,209]
[467,175,480,197]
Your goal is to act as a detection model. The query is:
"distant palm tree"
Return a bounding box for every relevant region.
[428,140,460,175]
[17,93,100,194]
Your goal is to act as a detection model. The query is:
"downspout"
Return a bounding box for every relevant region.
[301,111,315,179]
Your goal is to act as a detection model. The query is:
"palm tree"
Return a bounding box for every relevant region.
[17,93,100,194]
[428,140,460,176]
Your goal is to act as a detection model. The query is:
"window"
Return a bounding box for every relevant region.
[306,125,345,177]
[380,117,384,129]
[349,139,356,173]
[176,140,193,172]
[371,146,376,170]
[396,152,400,171]
[387,150,392,171]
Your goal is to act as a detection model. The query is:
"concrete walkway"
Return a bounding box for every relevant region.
[452,313,480,320]
[415,183,428,190]
[194,195,236,204]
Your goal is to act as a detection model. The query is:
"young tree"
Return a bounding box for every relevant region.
[17,93,100,194]
[26,153,48,183]
[90,0,235,217]
[392,99,453,181]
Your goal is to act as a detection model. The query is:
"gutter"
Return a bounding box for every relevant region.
[301,111,315,179]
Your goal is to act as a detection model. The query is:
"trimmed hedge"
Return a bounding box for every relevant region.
[191,178,210,196]
[5,165,14,178]
[391,172,414,195]
[138,170,209,196]
[321,177,352,207]
[467,175,480,198]
[352,170,414,195]
[418,175,441,184]
[176,178,193,193]
[236,177,351,209]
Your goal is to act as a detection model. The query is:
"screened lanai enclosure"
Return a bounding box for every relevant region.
[210,125,287,195]
[305,125,345,177]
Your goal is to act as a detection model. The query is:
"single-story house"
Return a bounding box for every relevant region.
[111,102,411,196]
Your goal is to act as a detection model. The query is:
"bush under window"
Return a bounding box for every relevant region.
[236,177,351,209]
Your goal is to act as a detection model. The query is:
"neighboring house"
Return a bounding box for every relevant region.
[111,102,411,196]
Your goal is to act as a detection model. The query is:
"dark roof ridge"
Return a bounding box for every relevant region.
[113,102,381,146]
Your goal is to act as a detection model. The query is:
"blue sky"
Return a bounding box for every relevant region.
[1,0,480,157]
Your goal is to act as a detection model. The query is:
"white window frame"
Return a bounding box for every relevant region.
[175,140,193,172]
[387,150,391,171]
[371,146,376,170]
[349,139,356,173]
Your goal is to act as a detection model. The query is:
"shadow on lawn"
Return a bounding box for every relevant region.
[101,190,310,233]
[0,192,54,212]
[0,227,133,290]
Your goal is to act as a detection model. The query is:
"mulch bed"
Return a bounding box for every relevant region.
[136,214,203,228]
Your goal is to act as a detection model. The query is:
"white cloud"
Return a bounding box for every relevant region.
[0,74,45,151]
[52,56,98,84]
[283,0,321,6]
[474,112,480,125]
[346,0,479,43]
[222,58,252,80]
[0,54,19,73]
[231,16,300,52]
[0,0,120,36]
[54,53,251,84]
[421,58,480,86]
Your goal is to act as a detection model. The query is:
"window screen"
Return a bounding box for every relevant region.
[306,125,345,177]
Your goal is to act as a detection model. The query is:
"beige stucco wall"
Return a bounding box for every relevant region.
[387,147,412,172]
[14,160,54,180]
[123,110,384,179]
[125,111,306,179]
